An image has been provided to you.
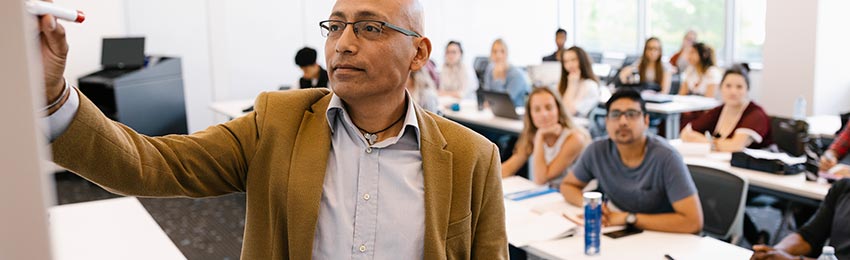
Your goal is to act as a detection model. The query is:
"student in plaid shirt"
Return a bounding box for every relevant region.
[820,126,850,177]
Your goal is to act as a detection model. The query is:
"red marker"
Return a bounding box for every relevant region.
[26,1,85,23]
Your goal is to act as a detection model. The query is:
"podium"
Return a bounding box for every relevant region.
[78,57,187,136]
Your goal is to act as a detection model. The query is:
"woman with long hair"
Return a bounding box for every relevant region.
[502,87,591,186]
[618,37,673,93]
[558,46,600,117]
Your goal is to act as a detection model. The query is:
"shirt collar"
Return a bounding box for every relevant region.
[325,90,421,147]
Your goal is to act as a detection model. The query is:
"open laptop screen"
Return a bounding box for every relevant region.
[101,37,145,69]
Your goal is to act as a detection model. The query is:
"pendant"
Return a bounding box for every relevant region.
[364,133,377,145]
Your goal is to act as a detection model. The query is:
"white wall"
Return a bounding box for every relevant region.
[124,0,214,133]
[813,0,850,115]
[759,0,818,118]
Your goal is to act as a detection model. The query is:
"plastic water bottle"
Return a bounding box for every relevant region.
[817,246,838,260]
[794,96,807,120]
[584,192,602,256]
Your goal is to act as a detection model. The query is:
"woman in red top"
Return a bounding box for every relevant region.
[680,65,771,152]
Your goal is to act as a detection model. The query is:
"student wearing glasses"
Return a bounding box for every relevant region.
[482,39,531,107]
[38,0,508,258]
[438,41,478,99]
[680,65,772,152]
[501,88,591,187]
[558,46,600,118]
[560,89,704,234]
[618,37,673,94]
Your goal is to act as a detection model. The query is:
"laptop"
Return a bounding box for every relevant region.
[101,37,146,70]
[480,90,522,120]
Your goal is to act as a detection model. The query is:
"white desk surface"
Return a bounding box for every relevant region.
[440,98,590,135]
[670,140,830,201]
[501,177,752,260]
[210,98,254,119]
[642,95,721,114]
[807,115,841,137]
[49,197,186,260]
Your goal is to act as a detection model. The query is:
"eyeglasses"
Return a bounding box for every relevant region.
[606,110,644,120]
[319,20,421,40]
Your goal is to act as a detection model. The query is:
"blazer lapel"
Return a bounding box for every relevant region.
[286,94,333,259]
[416,107,454,259]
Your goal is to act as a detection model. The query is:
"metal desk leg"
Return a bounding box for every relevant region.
[667,113,681,139]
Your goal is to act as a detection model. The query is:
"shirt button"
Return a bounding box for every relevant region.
[363,193,370,200]
[366,147,372,154]
[359,245,367,252]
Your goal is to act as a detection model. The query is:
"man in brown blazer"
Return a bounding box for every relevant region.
[36,0,508,259]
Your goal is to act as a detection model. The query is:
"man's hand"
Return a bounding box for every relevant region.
[37,0,69,113]
[601,203,626,227]
[750,245,798,260]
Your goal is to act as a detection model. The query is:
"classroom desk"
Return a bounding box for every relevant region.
[670,140,830,206]
[49,197,186,260]
[807,115,841,138]
[209,98,254,120]
[439,98,590,135]
[502,176,753,260]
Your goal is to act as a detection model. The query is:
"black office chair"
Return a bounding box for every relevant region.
[688,164,748,244]
[588,52,603,63]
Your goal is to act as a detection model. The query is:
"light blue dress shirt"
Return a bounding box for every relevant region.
[317,93,424,259]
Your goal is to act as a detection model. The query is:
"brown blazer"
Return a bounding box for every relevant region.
[51,88,508,259]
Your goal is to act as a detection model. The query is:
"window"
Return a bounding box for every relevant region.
[575,0,638,54]
[733,0,766,62]
[647,0,725,60]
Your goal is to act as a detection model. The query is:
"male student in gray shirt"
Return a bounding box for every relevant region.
[560,89,704,234]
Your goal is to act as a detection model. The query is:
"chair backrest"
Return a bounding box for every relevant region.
[473,56,490,80]
[687,164,748,243]
[770,116,809,157]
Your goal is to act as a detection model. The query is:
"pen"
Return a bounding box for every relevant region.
[664,254,675,260]
[26,1,85,23]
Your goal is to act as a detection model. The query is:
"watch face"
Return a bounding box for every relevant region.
[627,213,636,224]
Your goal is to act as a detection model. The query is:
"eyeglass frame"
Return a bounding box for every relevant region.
[319,20,422,39]
[605,109,645,121]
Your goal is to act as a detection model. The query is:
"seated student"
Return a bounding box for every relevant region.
[482,39,531,107]
[558,46,600,118]
[501,87,591,186]
[560,89,704,234]
[618,37,673,94]
[542,28,568,62]
[750,179,850,260]
[819,126,850,177]
[680,65,772,152]
[679,42,722,98]
[669,30,697,73]
[439,41,478,99]
[294,47,328,89]
[406,69,439,113]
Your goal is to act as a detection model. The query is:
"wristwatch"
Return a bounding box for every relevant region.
[626,212,637,225]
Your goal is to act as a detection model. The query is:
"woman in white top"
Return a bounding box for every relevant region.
[406,69,439,113]
[502,87,591,186]
[618,37,673,94]
[679,42,723,98]
[558,46,600,117]
[439,41,478,99]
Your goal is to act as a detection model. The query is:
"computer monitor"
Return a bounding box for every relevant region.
[101,37,145,69]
